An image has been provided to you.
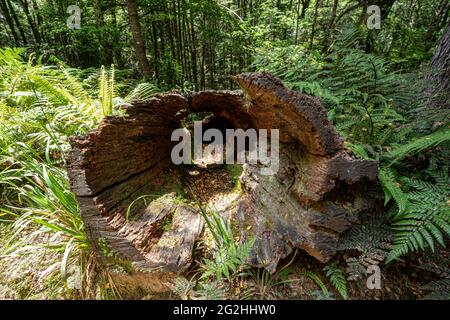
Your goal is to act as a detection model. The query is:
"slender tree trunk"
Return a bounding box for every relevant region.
[126,0,153,80]
[111,8,123,67]
[151,21,159,82]
[8,0,27,45]
[363,0,397,53]
[322,0,339,53]
[308,0,322,51]
[188,8,198,91]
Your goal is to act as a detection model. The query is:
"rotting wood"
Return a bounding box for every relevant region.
[66,72,379,290]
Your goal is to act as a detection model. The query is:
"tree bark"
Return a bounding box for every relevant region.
[126,0,153,80]
[322,0,339,53]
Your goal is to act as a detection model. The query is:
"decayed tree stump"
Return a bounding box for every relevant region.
[66,72,378,291]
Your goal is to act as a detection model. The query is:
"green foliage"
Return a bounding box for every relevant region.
[323,263,348,300]
[299,269,334,300]
[379,168,410,214]
[0,49,156,298]
[254,27,415,146]
[387,170,450,263]
[194,282,227,300]
[389,128,450,165]
[0,150,90,294]
[172,277,197,300]
[256,28,450,264]
[242,252,297,299]
[1,0,449,300]
[125,82,161,102]
[169,207,254,300]
[338,210,392,280]
[99,65,116,117]
[199,208,254,282]
[421,279,450,300]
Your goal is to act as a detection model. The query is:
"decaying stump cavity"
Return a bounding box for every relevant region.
[66,72,378,292]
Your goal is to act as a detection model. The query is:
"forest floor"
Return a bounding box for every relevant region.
[0,164,445,300]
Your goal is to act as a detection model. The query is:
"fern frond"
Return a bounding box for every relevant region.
[387,174,450,263]
[379,168,410,214]
[323,263,348,299]
[421,279,450,300]
[299,269,328,296]
[389,128,450,165]
[125,83,161,102]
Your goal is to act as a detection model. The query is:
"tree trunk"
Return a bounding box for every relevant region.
[17,0,41,45]
[0,0,20,45]
[308,0,322,50]
[428,22,450,108]
[7,0,27,45]
[66,73,378,292]
[363,0,397,53]
[126,0,153,80]
[322,0,339,53]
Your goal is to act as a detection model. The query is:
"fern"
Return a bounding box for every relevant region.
[125,82,161,102]
[299,269,333,299]
[98,65,115,117]
[338,211,393,278]
[323,263,348,299]
[387,171,450,263]
[389,127,450,165]
[379,167,410,214]
[195,282,226,300]
[60,67,92,106]
[172,276,196,300]
[198,208,254,282]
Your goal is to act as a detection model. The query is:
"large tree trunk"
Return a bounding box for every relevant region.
[427,22,450,109]
[66,73,378,293]
[126,0,153,80]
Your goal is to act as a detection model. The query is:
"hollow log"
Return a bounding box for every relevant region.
[66,72,378,291]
